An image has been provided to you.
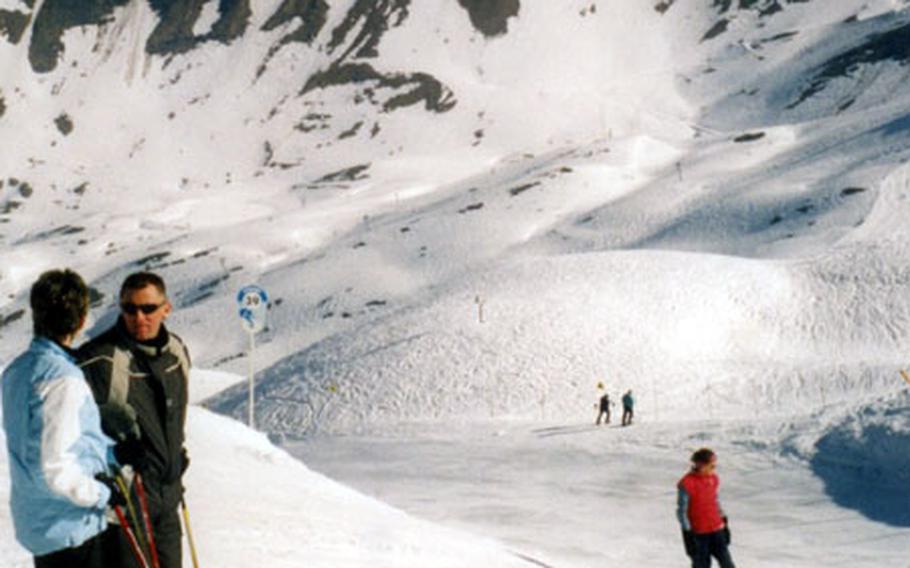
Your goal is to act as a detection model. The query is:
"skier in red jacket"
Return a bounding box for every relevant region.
[676,448,735,568]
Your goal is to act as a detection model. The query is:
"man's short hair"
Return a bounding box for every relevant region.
[31,269,89,339]
[120,271,167,299]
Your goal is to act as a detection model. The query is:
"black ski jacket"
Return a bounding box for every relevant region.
[78,319,190,515]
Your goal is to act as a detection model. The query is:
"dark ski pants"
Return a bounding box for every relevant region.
[622,407,633,426]
[596,409,610,424]
[691,530,735,568]
[105,506,183,568]
[34,527,118,568]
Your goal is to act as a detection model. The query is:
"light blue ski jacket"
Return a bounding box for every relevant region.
[2,336,113,556]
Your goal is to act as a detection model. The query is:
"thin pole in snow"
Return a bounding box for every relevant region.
[900,369,910,387]
[249,332,256,429]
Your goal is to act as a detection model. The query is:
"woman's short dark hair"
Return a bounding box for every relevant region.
[691,448,716,465]
[31,269,89,339]
[119,271,167,299]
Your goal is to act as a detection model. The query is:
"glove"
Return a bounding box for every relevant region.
[113,434,146,471]
[100,403,140,441]
[95,473,128,508]
[682,530,696,557]
[723,516,731,545]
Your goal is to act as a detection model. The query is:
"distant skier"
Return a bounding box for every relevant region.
[1,269,123,567]
[621,389,634,426]
[596,393,612,425]
[676,448,735,568]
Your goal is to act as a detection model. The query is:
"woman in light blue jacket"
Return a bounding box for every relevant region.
[2,269,117,567]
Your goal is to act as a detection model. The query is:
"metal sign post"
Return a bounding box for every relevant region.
[237,285,268,429]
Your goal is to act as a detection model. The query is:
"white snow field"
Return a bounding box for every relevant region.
[1,0,910,566]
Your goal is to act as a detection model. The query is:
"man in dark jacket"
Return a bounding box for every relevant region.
[595,393,611,425]
[79,272,190,568]
[621,389,634,426]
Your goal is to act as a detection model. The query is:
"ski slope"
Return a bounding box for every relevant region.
[1,0,909,566]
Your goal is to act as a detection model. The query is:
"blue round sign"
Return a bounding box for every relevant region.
[237,285,269,333]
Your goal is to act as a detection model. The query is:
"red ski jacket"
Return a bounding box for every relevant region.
[677,472,725,534]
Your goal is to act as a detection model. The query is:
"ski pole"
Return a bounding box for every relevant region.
[116,472,151,560]
[900,369,910,386]
[181,499,201,568]
[114,504,151,568]
[134,473,162,568]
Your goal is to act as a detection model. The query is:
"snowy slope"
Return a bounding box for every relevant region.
[1,0,910,566]
[0,371,538,568]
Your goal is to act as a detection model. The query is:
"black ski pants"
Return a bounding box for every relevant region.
[622,406,633,426]
[33,527,117,568]
[691,529,735,568]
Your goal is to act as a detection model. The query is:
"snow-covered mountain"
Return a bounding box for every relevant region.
[1,1,910,565]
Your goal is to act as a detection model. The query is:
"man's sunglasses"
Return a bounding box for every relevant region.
[121,302,165,315]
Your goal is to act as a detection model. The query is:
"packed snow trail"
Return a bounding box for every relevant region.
[290,416,910,567]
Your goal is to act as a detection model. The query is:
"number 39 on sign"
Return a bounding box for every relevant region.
[237,285,269,334]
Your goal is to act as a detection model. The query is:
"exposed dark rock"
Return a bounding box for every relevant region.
[18,182,32,197]
[338,121,363,139]
[383,72,456,112]
[134,251,171,266]
[327,0,410,61]
[365,300,386,307]
[257,0,329,78]
[29,0,129,73]
[0,9,29,44]
[314,164,370,184]
[841,187,867,196]
[458,202,484,214]
[456,0,519,37]
[0,94,5,118]
[0,309,25,329]
[509,182,540,196]
[654,1,675,14]
[1,200,21,214]
[146,0,251,56]
[733,131,765,143]
[760,30,798,44]
[54,112,73,135]
[701,18,729,42]
[302,62,455,113]
[72,182,88,195]
[88,286,104,307]
[16,224,83,244]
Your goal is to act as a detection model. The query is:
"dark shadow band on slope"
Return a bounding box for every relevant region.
[788,17,910,110]
[810,398,910,527]
[205,331,428,437]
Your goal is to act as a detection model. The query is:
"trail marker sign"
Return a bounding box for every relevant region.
[237,284,269,428]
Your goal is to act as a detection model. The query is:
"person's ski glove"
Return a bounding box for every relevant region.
[95,473,128,508]
[682,530,696,557]
[113,434,146,470]
[723,516,731,545]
